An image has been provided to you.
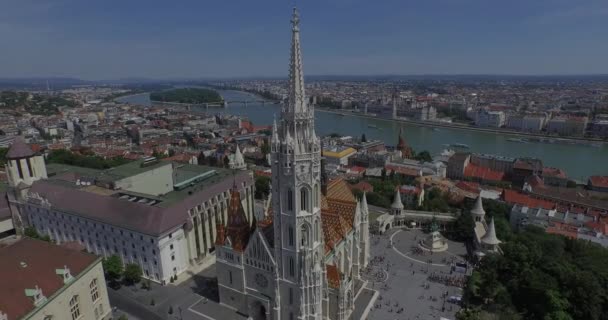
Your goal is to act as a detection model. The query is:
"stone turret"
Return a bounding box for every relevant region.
[390,188,403,216]
[229,145,246,170]
[471,195,485,222]
[6,137,47,188]
[481,218,501,252]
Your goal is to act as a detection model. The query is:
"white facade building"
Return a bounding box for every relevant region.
[5,140,255,285]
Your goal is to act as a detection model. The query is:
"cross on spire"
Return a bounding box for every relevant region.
[291,7,300,31]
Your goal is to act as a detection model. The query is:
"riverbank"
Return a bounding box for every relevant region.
[317,108,606,145]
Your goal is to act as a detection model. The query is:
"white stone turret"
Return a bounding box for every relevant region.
[471,195,485,222]
[390,188,403,216]
[230,145,246,170]
[481,217,501,252]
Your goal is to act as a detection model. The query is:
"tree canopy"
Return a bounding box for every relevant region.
[123,263,143,285]
[461,227,608,320]
[102,255,123,283]
[47,149,130,169]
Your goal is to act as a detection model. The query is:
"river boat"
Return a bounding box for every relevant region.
[507,138,529,143]
[451,143,470,149]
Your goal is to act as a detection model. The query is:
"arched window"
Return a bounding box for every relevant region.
[69,295,80,320]
[300,188,308,212]
[89,278,99,302]
[301,224,309,247]
[314,184,320,208]
[287,189,293,211]
[289,257,295,277]
[288,227,294,246]
[314,219,320,243]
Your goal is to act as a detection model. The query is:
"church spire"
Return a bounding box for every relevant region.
[287,7,307,117]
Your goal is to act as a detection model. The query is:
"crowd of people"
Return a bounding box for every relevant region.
[428,272,466,288]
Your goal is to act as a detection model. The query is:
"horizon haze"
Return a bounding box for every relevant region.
[2,0,608,80]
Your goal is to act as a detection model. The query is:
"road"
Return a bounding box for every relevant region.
[109,289,165,320]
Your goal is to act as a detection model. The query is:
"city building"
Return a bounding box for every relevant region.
[447,153,471,180]
[214,9,371,320]
[588,118,608,138]
[512,158,543,186]
[6,141,255,285]
[399,185,424,208]
[505,114,547,133]
[0,238,111,320]
[475,109,506,128]
[546,116,589,137]
[588,176,608,192]
[322,146,357,166]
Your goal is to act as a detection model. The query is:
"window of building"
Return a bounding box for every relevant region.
[97,304,104,319]
[171,255,175,261]
[169,233,173,239]
[289,288,293,304]
[287,188,293,211]
[90,279,99,302]
[170,244,174,250]
[229,270,233,284]
[69,295,80,320]
[300,188,308,212]
[289,257,295,277]
[288,227,294,246]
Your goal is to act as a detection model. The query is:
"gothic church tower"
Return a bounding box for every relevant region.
[271,8,324,320]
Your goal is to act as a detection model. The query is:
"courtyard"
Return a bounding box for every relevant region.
[364,228,469,320]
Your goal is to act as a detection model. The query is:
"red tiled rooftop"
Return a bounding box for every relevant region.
[502,189,555,210]
[542,167,567,179]
[589,176,608,188]
[463,163,504,182]
[0,239,98,320]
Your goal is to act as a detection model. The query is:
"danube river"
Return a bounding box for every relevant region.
[117,90,607,181]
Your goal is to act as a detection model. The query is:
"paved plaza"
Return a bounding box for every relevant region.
[364,228,468,320]
[109,227,468,320]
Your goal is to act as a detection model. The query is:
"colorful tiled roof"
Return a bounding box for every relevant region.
[219,185,252,252]
[326,264,341,289]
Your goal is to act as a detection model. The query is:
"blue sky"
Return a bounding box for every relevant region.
[1,0,607,79]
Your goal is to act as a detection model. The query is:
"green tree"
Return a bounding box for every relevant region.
[123,263,143,285]
[261,140,270,155]
[24,227,52,242]
[414,150,433,162]
[254,175,271,199]
[102,255,123,283]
